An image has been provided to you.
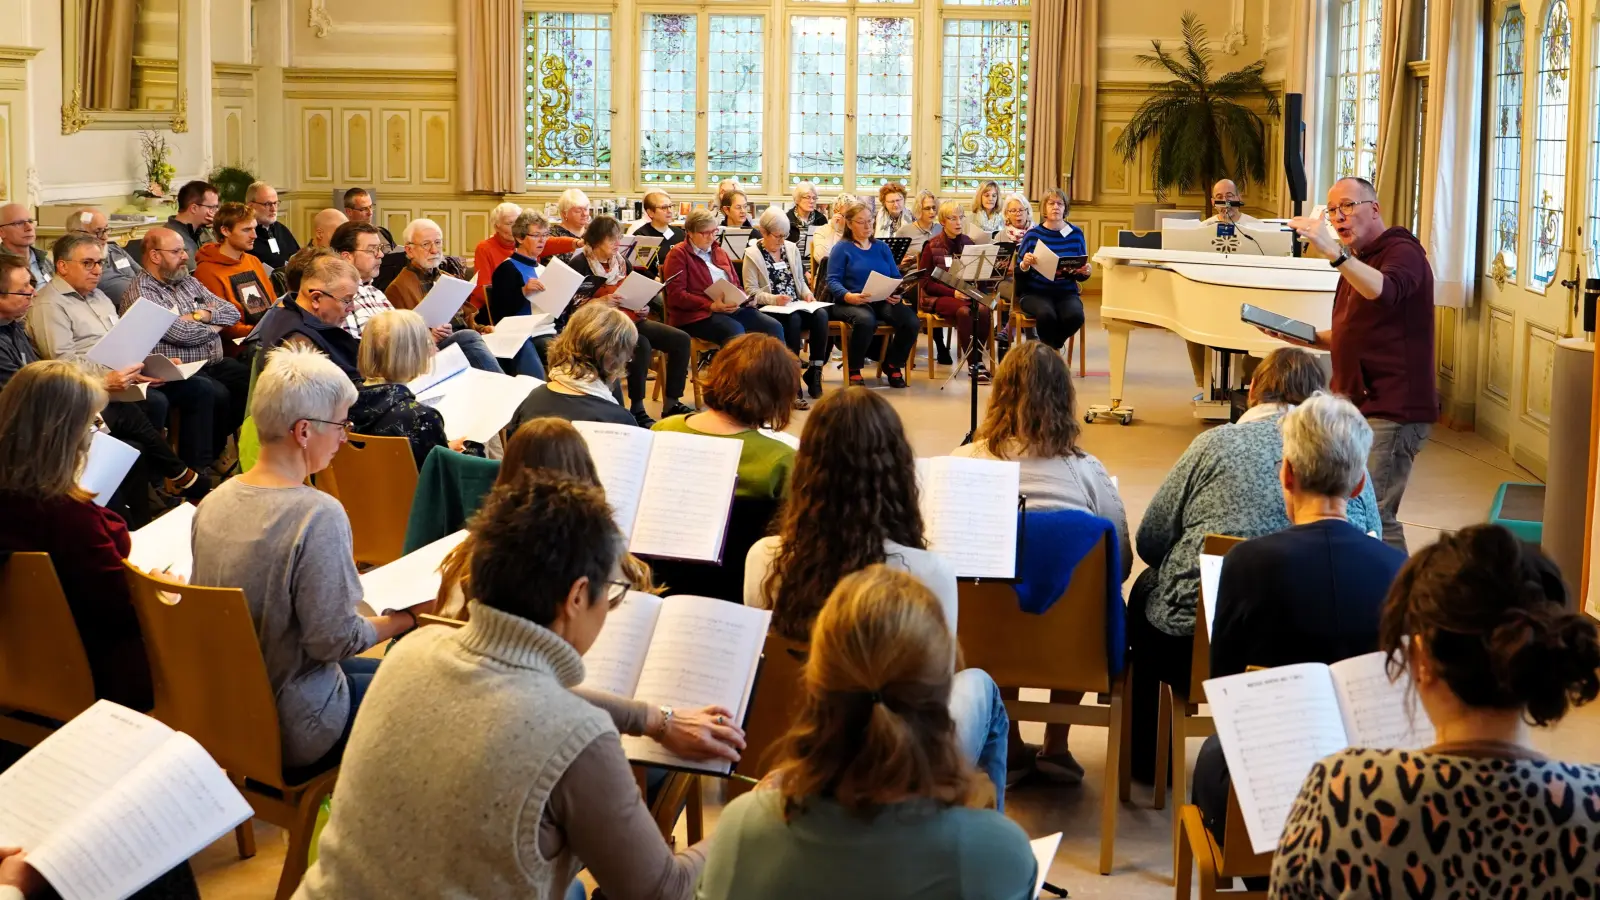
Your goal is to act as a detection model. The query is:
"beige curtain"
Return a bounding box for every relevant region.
[1372,0,1419,216]
[1420,0,1481,307]
[1026,0,1096,203]
[457,0,523,193]
[80,0,137,109]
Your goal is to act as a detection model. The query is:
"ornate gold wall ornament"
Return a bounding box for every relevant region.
[1490,251,1510,290]
[170,89,188,133]
[957,63,1018,176]
[308,0,333,38]
[61,85,91,135]
[536,55,594,169]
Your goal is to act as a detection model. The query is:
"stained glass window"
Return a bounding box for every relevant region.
[940,19,1029,191]
[639,14,696,185]
[708,16,764,189]
[855,17,914,188]
[525,13,611,186]
[789,17,848,185]
[1589,22,1600,278]
[1333,0,1382,182]
[943,0,1027,5]
[1529,0,1570,290]
[1491,6,1524,279]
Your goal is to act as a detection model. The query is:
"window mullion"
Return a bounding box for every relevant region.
[845,11,860,191]
[695,12,710,189]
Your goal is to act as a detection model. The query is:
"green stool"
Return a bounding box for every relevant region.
[1488,482,1545,544]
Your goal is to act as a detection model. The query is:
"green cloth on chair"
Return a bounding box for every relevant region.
[403,446,502,553]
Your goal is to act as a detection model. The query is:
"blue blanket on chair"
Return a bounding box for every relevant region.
[1012,508,1125,676]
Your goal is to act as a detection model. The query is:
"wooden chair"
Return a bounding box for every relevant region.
[1155,533,1246,865]
[918,309,998,380]
[1174,787,1272,900]
[727,632,809,799]
[0,553,97,746]
[313,433,419,567]
[957,535,1129,875]
[123,563,335,900]
[828,321,897,380]
[1009,305,1087,377]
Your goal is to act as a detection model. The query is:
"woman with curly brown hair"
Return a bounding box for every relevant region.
[698,566,1033,899]
[743,387,1011,804]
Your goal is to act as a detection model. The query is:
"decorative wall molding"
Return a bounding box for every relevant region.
[309,0,333,38]
[284,68,457,85]
[325,23,457,37]
[1222,0,1248,54]
[289,56,457,72]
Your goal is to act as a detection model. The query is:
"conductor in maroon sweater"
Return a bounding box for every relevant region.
[1275,176,1437,552]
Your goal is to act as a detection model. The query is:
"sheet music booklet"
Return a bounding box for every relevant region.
[480,313,557,359]
[128,502,197,581]
[358,529,469,613]
[0,701,252,900]
[1198,553,1224,638]
[572,421,743,562]
[916,456,1022,579]
[79,431,140,507]
[1206,651,1436,854]
[408,343,543,443]
[578,591,772,774]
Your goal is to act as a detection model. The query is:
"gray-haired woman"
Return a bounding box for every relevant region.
[192,343,416,775]
[744,207,827,404]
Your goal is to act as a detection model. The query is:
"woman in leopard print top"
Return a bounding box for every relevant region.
[1271,525,1600,898]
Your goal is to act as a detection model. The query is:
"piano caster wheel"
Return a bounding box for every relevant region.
[1084,413,1095,424]
[1119,413,1134,426]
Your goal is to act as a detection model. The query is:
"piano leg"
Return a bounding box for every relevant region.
[1185,340,1206,389]
[1086,320,1136,425]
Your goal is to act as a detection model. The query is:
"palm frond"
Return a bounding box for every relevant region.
[1178,13,1213,88]
[1133,43,1197,84]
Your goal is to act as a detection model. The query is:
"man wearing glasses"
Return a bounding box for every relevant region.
[64,207,139,308]
[164,180,220,272]
[0,203,50,288]
[628,190,684,280]
[343,188,396,249]
[1279,176,1437,553]
[246,181,301,270]
[254,254,366,383]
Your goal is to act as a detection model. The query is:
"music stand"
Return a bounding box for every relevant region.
[932,267,1004,445]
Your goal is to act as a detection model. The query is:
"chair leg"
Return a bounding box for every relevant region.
[1183,805,1223,900]
[1154,683,1171,810]
[234,820,257,859]
[1117,664,1134,803]
[686,775,704,844]
[1172,697,1192,871]
[926,321,936,381]
[1078,326,1088,377]
[1175,806,1195,900]
[838,324,852,377]
[276,787,330,900]
[1100,672,1127,876]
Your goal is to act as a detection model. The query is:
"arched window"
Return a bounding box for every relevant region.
[1529,0,1571,290]
[1334,0,1383,181]
[1491,6,1525,278]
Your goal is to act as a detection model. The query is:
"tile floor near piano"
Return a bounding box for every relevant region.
[194,297,1583,898]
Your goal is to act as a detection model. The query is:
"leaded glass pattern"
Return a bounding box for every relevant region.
[1334,0,1381,182]
[939,18,1028,191]
[855,17,915,188]
[1492,6,1524,278]
[525,12,611,186]
[1589,22,1600,278]
[708,16,764,188]
[943,0,1028,6]
[789,16,848,185]
[639,14,696,185]
[1530,0,1570,289]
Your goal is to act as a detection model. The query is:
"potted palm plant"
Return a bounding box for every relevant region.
[1113,13,1279,209]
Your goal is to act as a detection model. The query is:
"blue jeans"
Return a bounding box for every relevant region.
[496,338,548,380]
[565,879,586,900]
[950,668,1010,811]
[678,307,786,345]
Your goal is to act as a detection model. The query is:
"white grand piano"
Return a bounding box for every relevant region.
[1089,246,1339,423]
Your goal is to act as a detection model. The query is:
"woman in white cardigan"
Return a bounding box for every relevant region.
[744,207,828,405]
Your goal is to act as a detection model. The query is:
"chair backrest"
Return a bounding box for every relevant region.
[957,535,1112,694]
[0,553,97,723]
[1189,534,1247,704]
[648,496,779,602]
[317,433,419,567]
[729,631,809,796]
[122,562,288,787]
[1220,785,1274,876]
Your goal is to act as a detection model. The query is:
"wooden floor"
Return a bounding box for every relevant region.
[194,296,1579,899]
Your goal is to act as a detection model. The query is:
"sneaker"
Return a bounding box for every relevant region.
[803,364,824,399]
[632,408,658,428]
[661,401,697,418]
[1035,751,1085,785]
[793,394,811,411]
[848,373,865,387]
[886,366,908,389]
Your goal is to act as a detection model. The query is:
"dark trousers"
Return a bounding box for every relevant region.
[828,302,877,375]
[1019,291,1086,350]
[929,293,991,362]
[103,400,192,527]
[1127,567,1193,783]
[628,318,691,408]
[202,357,250,437]
[778,308,831,363]
[679,307,785,346]
[150,376,223,470]
[871,300,920,370]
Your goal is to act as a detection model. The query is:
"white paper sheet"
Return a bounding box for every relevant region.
[1329,651,1435,750]
[629,431,743,562]
[956,244,1000,281]
[758,299,830,315]
[412,274,476,329]
[417,369,542,443]
[917,456,1022,579]
[704,279,747,307]
[612,272,666,313]
[577,590,665,698]
[405,343,469,396]
[80,431,139,507]
[357,530,469,613]
[860,269,905,302]
[138,355,205,383]
[1032,240,1060,280]
[85,300,179,371]
[531,258,586,317]
[127,503,197,581]
[480,314,556,359]
[757,428,800,450]
[1198,553,1225,639]
[1031,833,1063,899]
[573,421,657,537]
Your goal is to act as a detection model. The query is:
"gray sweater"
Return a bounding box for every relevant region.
[297,602,704,899]
[191,480,376,767]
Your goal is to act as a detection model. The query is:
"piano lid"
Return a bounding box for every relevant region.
[1093,246,1339,292]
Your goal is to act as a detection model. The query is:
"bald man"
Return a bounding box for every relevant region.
[65,207,139,306]
[0,203,49,287]
[1200,179,1261,227]
[310,208,349,248]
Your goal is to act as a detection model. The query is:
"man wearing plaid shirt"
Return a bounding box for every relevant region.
[119,227,251,470]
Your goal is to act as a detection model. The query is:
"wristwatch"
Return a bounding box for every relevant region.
[653,705,674,738]
[1330,252,1350,268]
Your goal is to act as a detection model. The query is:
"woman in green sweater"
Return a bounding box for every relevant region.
[697,565,1037,900]
[652,333,799,500]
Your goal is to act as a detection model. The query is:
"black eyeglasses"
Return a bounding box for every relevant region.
[604,580,631,609]
[0,289,34,298]
[303,418,354,435]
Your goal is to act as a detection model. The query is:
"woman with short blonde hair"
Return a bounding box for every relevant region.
[351,309,461,468]
[701,566,1033,898]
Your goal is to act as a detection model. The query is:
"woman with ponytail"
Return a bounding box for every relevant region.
[1271,524,1600,897]
[696,566,1035,900]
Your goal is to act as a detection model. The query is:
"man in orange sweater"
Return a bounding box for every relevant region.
[194,202,275,356]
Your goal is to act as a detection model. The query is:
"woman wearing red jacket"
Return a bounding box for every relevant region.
[662,208,784,348]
